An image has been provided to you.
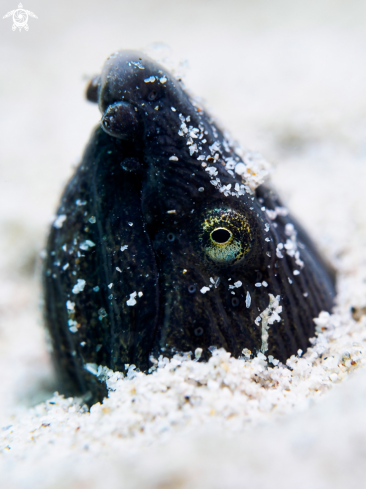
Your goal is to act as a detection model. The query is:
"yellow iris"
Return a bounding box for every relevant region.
[199,208,251,265]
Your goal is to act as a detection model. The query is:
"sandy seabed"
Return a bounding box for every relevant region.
[1,1,366,487]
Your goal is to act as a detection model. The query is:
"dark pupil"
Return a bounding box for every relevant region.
[211,228,231,244]
[148,91,157,101]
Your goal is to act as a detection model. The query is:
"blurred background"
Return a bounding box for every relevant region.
[1,0,366,455]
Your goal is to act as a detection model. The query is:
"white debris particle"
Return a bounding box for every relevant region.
[200,286,210,294]
[75,199,86,206]
[219,184,232,196]
[89,216,96,224]
[264,223,270,232]
[198,187,204,192]
[130,60,145,70]
[116,267,122,273]
[257,294,282,353]
[268,356,279,366]
[189,143,198,156]
[255,283,262,287]
[62,263,69,271]
[72,279,86,294]
[209,141,220,154]
[126,291,137,306]
[293,270,300,275]
[266,209,277,220]
[262,281,268,287]
[288,278,293,284]
[210,277,215,284]
[246,291,251,308]
[53,214,66,229]
[128,222,133,227]
[66,300,75,312]
[242,348,251,358]
[108,283,113,289]
[225,157,236,170]
[189,128,199,139]
[171,106,176,112]
[206,166,218,177]
[84,363,98,376]
[276,243,284,259]
[79,240,96,251]
[234,281,242,288]
[234,163,246,176]
[194,348,203,360]
[144,76,156,83]
[169,156,178,161]
[159,76,167,84]
[138,291,143,297]
[121,245,128,251]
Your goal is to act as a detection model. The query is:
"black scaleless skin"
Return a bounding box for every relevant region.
[43,50,336,404]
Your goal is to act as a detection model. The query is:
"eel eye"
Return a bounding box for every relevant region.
[199,209,251,266]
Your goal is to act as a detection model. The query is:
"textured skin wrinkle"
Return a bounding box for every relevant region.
[43,50,336,403]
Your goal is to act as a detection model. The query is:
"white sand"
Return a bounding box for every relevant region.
[1,1,366,487]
